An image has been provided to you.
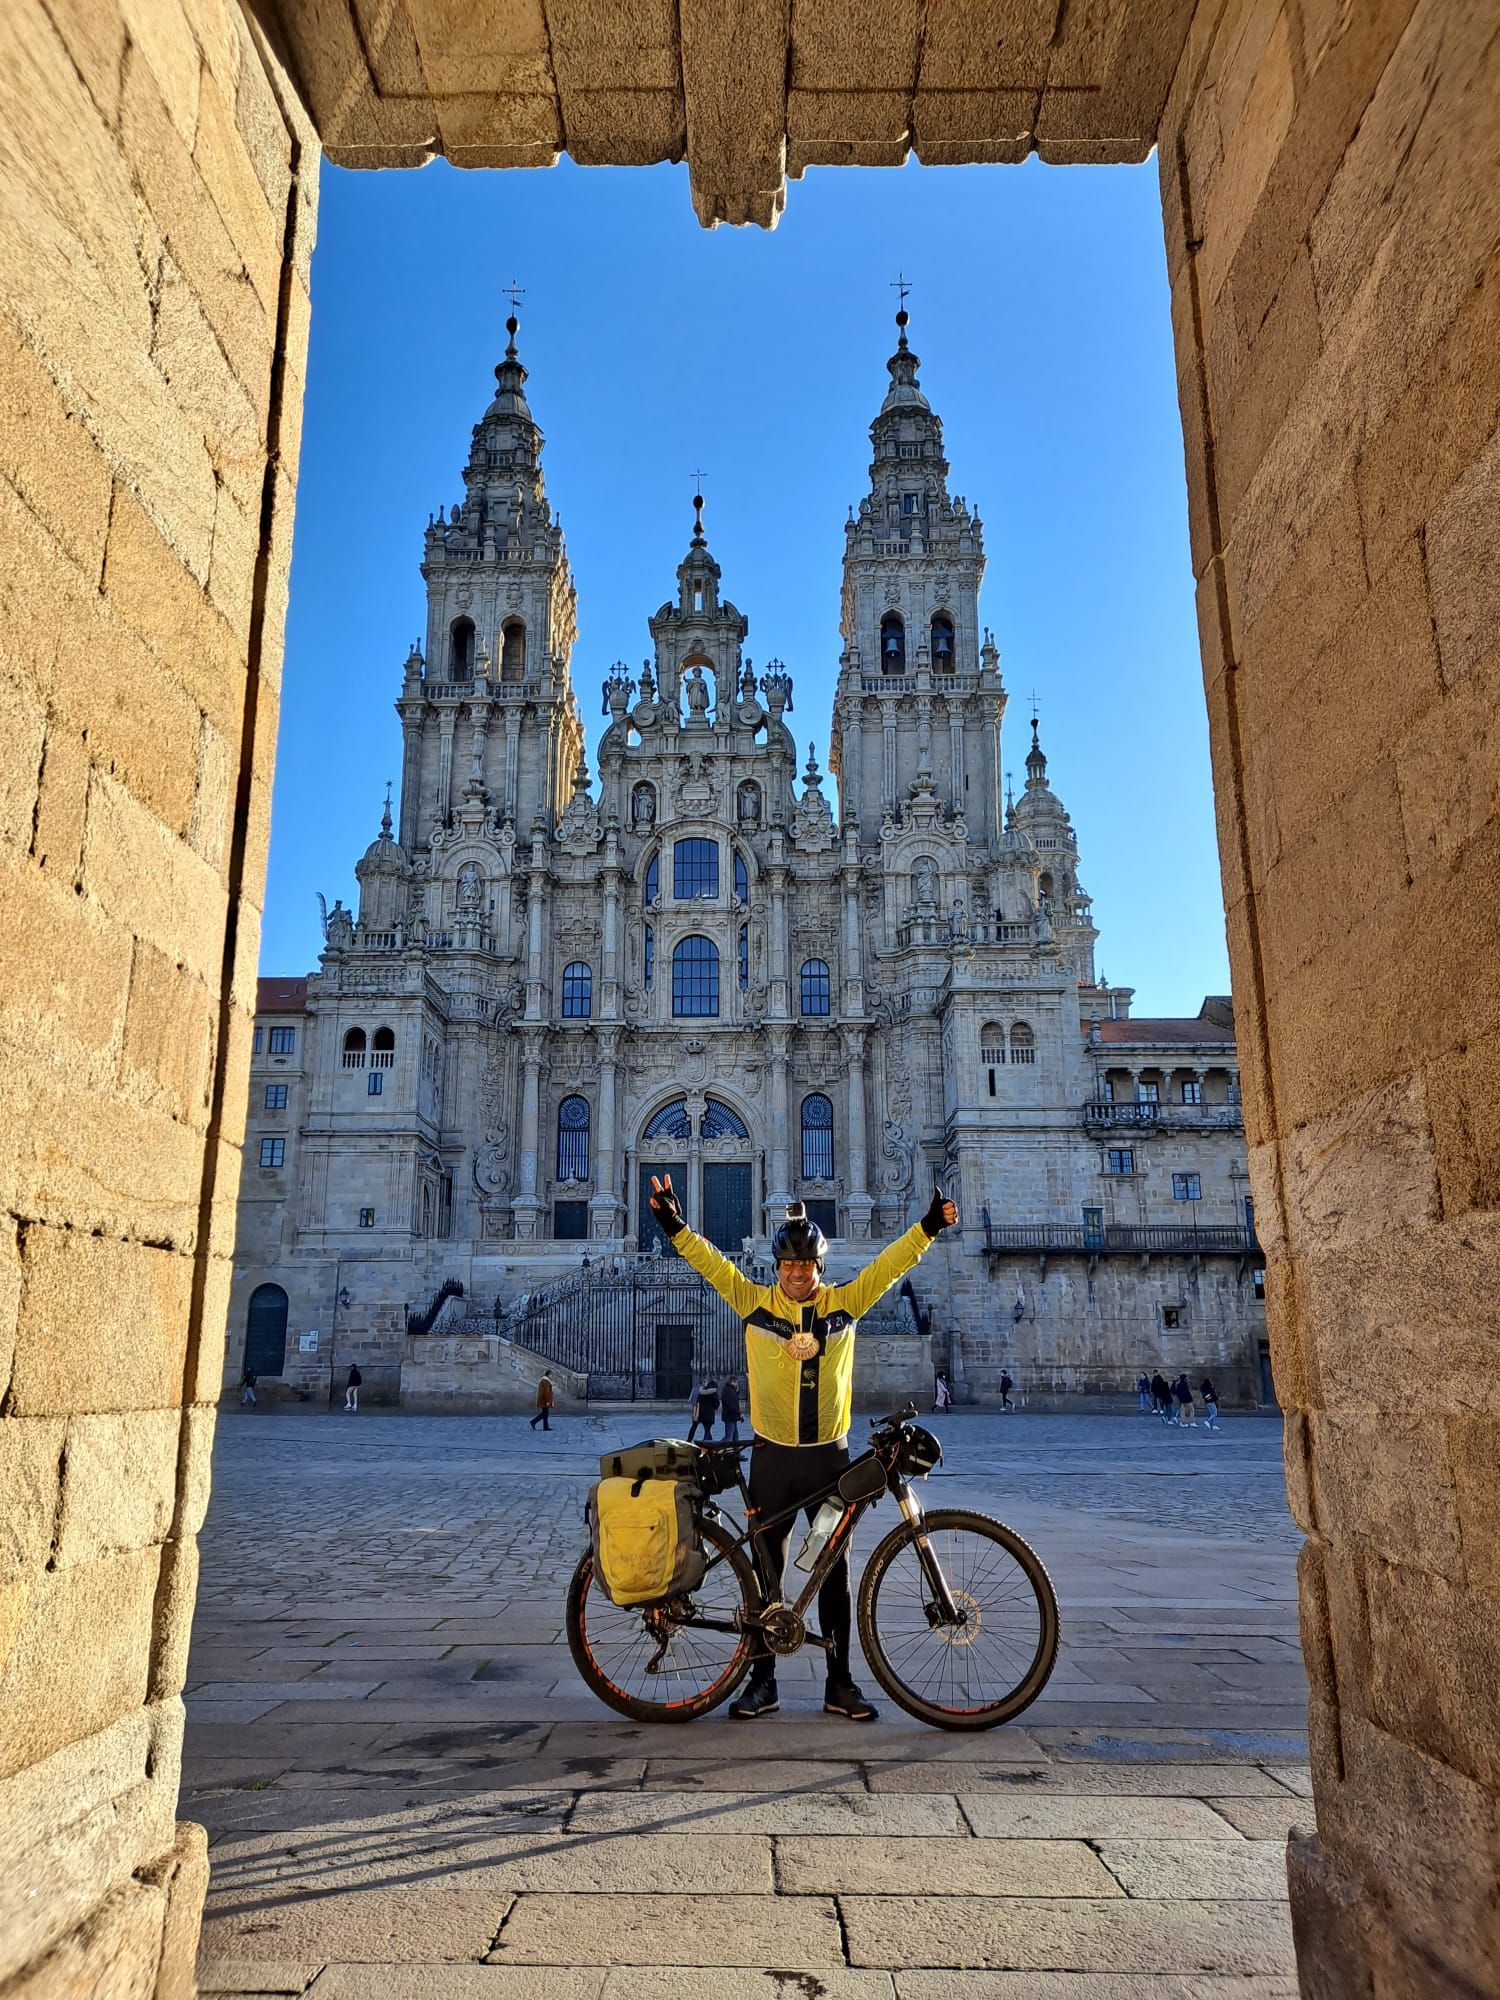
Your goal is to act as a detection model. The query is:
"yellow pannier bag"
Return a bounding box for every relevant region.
[590,1472,707,1608]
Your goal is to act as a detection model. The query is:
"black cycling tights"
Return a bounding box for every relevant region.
[746,1437,851,1686]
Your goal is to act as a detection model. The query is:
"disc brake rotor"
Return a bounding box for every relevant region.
[933,1588,981,1647]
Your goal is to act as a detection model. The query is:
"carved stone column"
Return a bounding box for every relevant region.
[842,1025,873,1241]
[590,1027,627,1240]
[436,706,456,823]
[764,1027,791,1223]
[512,1027,547,1241]
[504,706,522,822]
[398,697,425,850]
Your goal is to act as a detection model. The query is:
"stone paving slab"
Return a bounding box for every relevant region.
[1035,1730,1309,1762]
[1204,1798,1311,1841]
[864,1762,1300,1797]
[194,1788,575,1841]
[569,1789,969,1837]
[1094,1840,1292,1901]
[590,1722,1048,1762]
[302,1967,607,1997]
[195,1965,319,1995]
[604,1974,898,1999]
[776,1835,1120,1898]
[960,1796,1242,1840]
[200,1880,512,1964]
[489,1891,846,1966]
[840,1897,1299,1974]
[891,1978,1300,1999]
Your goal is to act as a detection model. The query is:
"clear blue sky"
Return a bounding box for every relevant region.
[263,154,1231,1016]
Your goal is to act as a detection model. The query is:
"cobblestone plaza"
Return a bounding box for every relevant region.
[187,1410,1309,1994]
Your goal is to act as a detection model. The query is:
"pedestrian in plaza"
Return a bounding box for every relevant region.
[1200,1378,1221,1431]
[1151,1370,1172,1421]
[1173,1373,1197,1426]
[530,1372,554,1430]
[344,1363,362,1412]
[1136,1372,1152,1412]
[999,1371,1014,1412]
[687,1376,720,1443]
[933,1370,952,1414]
[240,1364,257,1406]
[720,1376,742,1443]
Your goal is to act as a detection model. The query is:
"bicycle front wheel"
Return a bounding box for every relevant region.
[566,1514,757,1722]
[858,1507,1059,1730]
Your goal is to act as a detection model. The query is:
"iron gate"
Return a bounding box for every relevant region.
[503,1261,746,1402]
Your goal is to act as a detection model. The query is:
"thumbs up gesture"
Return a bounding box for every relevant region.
[922,1184,958,1237]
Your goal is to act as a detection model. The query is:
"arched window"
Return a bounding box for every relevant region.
[1010,1021,1036,1065]
[643,923,654,989]
[801,1094,835,1180]
[800,959,831,1017]
[734,850,749,903]
[702,1097,749,1139]
[245,1283,289,1379]
[500,618,525,682]
[979,1022,1005,1064]
[449,617,475,680]
[644,1097,692,1141]
[644,852,659,905]
[562,961,592,1018]
[930,612,955,669]
[556,1095,590,1181]
[672,935,719,1017]
[341,1027,366,1069]
[880,612,906,673]
[371,1026,395,1068]
[739,922,749,991]
[674,837,719,899]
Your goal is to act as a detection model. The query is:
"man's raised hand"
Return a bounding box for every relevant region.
[649,1172,686,1238]
[921,1183,959,1238]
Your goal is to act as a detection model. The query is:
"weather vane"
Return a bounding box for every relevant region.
[503,278,526,314]
[891,272,912,310]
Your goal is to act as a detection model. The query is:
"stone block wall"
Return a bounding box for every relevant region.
[400,1334,589,1414]
[1162,2,1500,1987]
[0,2,316,1991]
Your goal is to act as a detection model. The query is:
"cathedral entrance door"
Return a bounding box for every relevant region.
[638,1161,688,1252]
[654,1323,695,1402]
[703,1162,752,1253]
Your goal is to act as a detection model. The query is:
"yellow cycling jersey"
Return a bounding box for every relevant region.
[671,1220,936,1446]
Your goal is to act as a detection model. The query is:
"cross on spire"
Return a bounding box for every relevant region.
[891,271,912,310]
[502,278,525,313]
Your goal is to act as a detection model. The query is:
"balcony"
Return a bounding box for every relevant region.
[982,1220,1258,1259]
[1082,1100,1243,1133]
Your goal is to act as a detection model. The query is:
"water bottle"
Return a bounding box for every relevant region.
[794,1499,843,1572]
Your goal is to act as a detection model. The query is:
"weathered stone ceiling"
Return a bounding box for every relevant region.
[252,0,1197,226]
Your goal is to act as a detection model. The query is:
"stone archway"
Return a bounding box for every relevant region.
[1,5,1496,1994]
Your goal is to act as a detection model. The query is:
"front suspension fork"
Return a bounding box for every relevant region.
[895,1478,964,1626]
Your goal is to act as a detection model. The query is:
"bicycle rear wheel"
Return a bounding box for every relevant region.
[566,1514,757,1722]
[858,1507,1058,1729]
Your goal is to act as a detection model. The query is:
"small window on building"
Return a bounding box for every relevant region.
[500,618,525,683]
[1137,1080,1159,1103]
[1253,1267,1266,1302]
[359,1208,375,1228]
[367,1069,383,1096]
[562,961,592,1018]
[693,582,704,612]
[554,1200,589,1240]
[1180,1079,1203,1105]
[734,850,749,903]
[800,959,831,1017]
[672,935,719,1017]
[371,1026,396,1068]
[1106,1148,1134,1175]
[1172,1172,1202,1202]
[342,1028,366,1068]
[739,923,748,991]
[879,612,906,672]
[644,923,654,989]
[259,1137,285,1168]
[801,1093,835,1181]
[901,492,922,514]
[264,1084,287,1110]
[269,1027,296,1054]
[987,1069,996,1097]
[252,1026,263,1054]
[1082,1206,1104,1239]
[980,1023,1005,1064]
[930,612,955,669]
[644,852,659,905]
[1009,1022,1035,1065]
[674,838,719,900]
[1102,1078,1116,1103]
[449,616,475,681]
[1162,1305,1181,1330]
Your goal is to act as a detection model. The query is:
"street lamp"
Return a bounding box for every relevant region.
[327,1273,351,1408]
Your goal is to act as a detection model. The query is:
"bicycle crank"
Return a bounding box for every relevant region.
[759,1602,806,1656]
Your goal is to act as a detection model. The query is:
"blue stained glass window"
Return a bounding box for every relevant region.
[800,959,831,1016]
[644,1098,692,1141]
[702,1097,748,1139]
[800,1094,834,1180]
[739,923,748,990]
[644,924,653,988]
[557,1095,590,1181]
[562,961,592,1018]
[674,838,718,899]
[672,935,719,1017]
[644,853,658,905]
[734,851,748,903]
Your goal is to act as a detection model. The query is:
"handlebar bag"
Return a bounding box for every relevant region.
[590,1472,707,1607]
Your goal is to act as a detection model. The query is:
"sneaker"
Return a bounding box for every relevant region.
[729,1679,780,1720]
[824,1681,878,1721]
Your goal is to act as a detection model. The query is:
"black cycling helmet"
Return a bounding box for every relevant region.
[772,1201,827,1270]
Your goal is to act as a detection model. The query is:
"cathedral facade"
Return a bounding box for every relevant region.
[229,311,1266,1409]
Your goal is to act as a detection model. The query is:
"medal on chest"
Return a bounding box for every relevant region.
[786,1329,818,1361]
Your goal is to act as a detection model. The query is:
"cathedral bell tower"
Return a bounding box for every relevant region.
[396,310,582,849]
[830,305,1005,849]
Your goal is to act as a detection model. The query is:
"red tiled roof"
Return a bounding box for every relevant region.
[256,976,308,1014]
[1093,1016,1235,1045]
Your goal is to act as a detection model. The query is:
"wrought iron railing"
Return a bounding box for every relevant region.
[1083,1101,1243,1131]
[982,1221,1257,1257]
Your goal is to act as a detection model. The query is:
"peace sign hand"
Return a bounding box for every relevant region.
[649,1172,686,1238]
